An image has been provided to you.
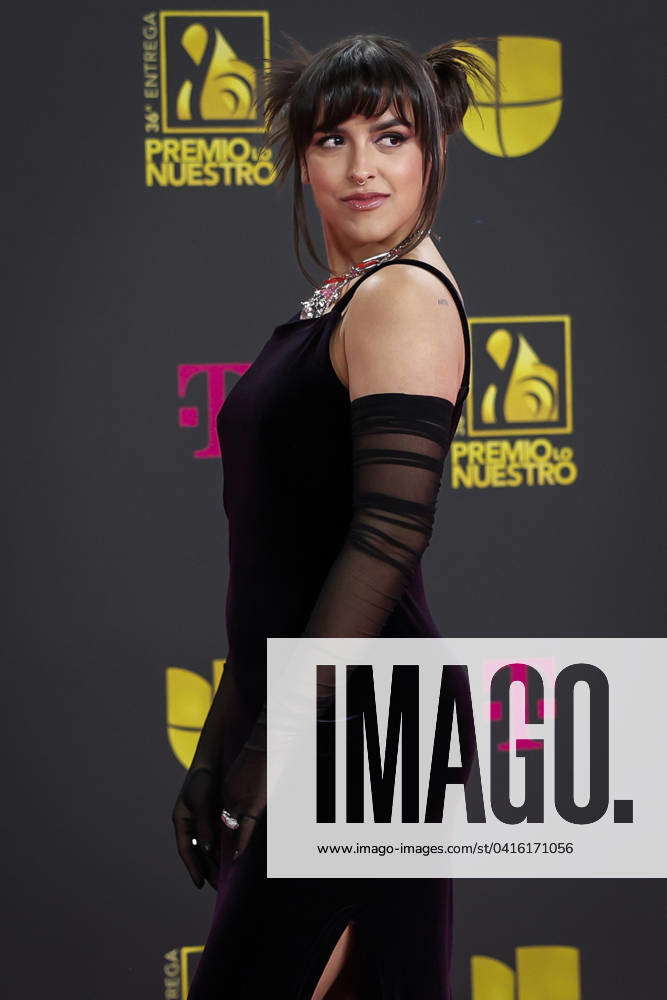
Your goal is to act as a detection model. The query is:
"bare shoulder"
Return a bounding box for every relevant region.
[340,259,466,403]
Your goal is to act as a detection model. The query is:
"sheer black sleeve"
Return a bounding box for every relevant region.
[243,391,455,755]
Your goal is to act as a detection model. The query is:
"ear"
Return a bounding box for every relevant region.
[300,157,310,185]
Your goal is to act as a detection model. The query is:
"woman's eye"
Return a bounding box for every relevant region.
[315,132,407,148]
[316,135,343,148]
[378,133,407,146]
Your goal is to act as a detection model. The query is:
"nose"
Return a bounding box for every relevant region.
[348,143,375,185]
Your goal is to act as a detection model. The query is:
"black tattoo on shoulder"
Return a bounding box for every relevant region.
[437,297,449,305]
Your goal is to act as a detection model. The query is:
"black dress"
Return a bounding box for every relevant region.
[187,258,471,1000]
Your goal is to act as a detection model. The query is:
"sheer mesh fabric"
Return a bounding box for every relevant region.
[244,391,456,755]
[176,390,457,868]
[179,664,250,807]
[173,660,256,886]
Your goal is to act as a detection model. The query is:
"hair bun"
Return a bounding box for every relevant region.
[423,39,494,134]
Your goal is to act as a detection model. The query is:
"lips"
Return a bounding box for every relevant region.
[341,193,390,211]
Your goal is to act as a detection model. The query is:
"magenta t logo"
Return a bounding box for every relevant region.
[177,363,249,458]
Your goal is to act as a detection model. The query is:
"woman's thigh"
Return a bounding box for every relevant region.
[309,921,370,1000]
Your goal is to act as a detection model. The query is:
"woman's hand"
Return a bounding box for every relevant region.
[220,744,267,861]
[172,766,221,890]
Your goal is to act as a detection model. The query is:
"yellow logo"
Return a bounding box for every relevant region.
[159,11,270,133]
[472,946,581,999]
[164,946,203,1000]
[142,12,274,187]
[468,316,572,437]
[450,316,577,488]
[457,36,563,156]
[167,943,582,999]
[176,24,256,122]
[166,658,225,769]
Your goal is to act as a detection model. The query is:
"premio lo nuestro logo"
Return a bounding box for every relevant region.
[141,10,274,187]
[453,315,577,489]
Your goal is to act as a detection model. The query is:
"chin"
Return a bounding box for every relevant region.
[338,215,401,244]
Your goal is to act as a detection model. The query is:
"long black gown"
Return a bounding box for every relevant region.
[186,258,471,1000]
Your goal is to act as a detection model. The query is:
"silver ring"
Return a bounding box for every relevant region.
[221,808,240,830]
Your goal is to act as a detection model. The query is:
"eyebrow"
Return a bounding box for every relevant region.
[312,116,413,134]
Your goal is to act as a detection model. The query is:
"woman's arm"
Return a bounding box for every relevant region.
[342,262,465,402]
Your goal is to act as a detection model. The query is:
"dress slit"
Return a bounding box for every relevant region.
[297,905,383,1000]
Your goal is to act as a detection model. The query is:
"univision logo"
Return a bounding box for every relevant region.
[166,658,225,768]
[472,945,581,998]
[458,36,563,157]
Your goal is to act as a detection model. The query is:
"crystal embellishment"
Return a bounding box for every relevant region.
[299,228,431,319]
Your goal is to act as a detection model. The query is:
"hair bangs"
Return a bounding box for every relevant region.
[295,52,427,149]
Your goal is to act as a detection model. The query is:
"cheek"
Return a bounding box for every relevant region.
[305,157,342,196]
[393,150,424,194]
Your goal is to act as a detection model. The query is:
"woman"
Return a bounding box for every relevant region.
[172,32,491,1000]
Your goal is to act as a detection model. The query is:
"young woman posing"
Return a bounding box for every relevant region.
[173,32,491,1000]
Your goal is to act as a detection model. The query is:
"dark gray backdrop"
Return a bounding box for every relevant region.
[5,1,665,996]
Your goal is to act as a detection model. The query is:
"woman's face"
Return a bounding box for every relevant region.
[301,103,426,252]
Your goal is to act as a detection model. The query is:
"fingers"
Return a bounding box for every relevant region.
[175,818,221,891]
[233,814,258,861]
[196,841,220,890]
[218,811,257,869]
[196,808,219,858]
[219,820,238,871]
[173,774,222,891]
[201,849,221,891]
[197,811,221,889]
[173,813,207,889]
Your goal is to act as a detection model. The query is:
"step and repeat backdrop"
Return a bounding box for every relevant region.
[6,1,664,997]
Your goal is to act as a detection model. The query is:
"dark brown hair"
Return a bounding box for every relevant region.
[257,33,494,284]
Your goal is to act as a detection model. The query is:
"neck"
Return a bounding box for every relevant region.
[322,220,430,277]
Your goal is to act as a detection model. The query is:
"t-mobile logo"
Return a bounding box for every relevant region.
[177,363,249,458]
